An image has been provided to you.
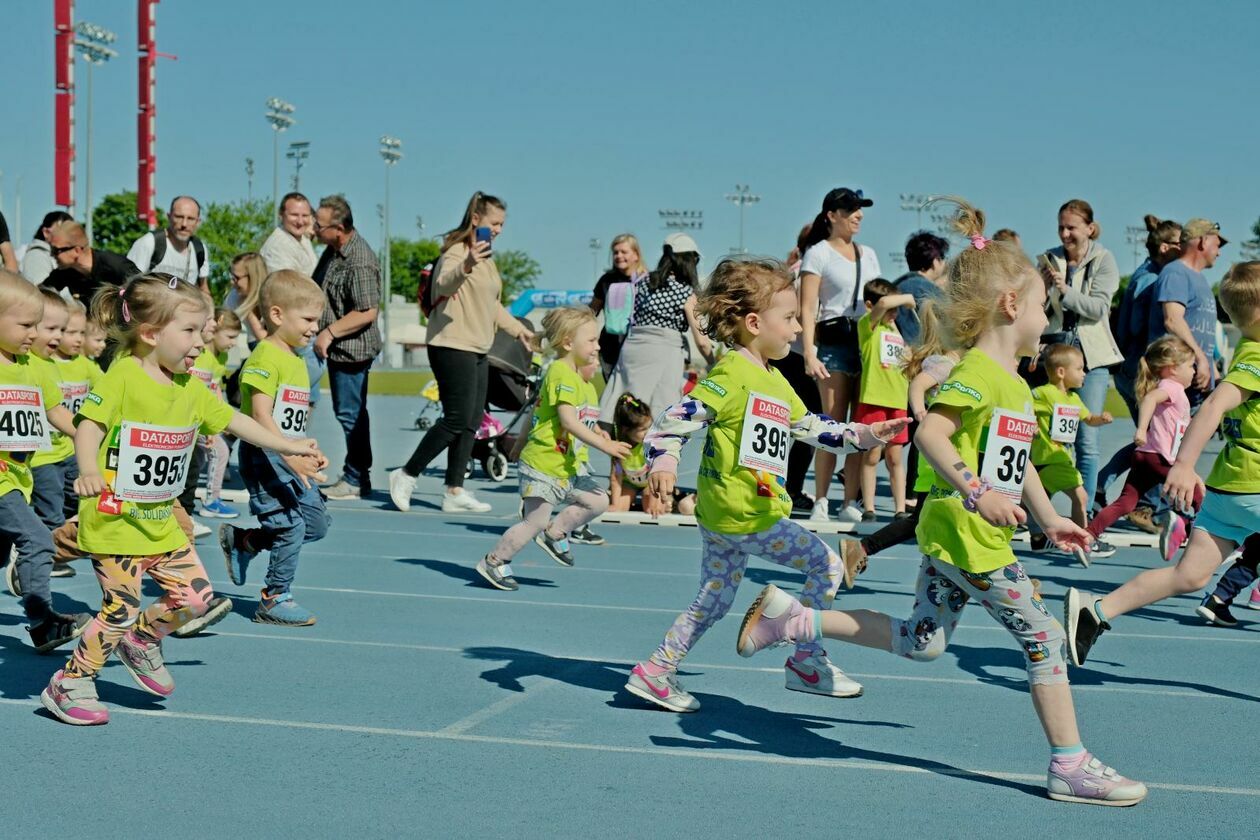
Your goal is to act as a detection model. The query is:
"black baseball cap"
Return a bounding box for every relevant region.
[823,188,873,213]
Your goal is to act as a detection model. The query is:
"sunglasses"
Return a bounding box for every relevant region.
[50,243,83,256]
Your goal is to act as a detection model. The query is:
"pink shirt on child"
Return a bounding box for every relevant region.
[1137,378,1190,463]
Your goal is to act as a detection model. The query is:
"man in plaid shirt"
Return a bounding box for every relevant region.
[313,194,382,499]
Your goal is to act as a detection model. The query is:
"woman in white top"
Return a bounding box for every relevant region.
[798,188,881,522]
[20,211,74,285]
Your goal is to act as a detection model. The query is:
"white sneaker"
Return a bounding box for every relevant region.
[192,522,212,539]
[837,503,863,524]
[389,469,417,512]
[809,498,830,522]
[784,651,863,698]
[442,490,492,514]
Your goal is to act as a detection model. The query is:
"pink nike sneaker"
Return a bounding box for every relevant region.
[1159,514,1188,562]
[624,663,699,713]
[737,584,815,658]
[784,651,862,697]
[1248,587,1260,611]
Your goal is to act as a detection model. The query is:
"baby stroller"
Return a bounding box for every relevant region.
[414,318,539,481]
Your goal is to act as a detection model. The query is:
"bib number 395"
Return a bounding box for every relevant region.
[738,392,791,478]
[113,421,197,503]
[272,386,312,439]
[980,408,1036,502]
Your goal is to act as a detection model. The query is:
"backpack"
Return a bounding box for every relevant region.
[418,258,446,317]
[151,229,206,279]
[602,278,635,336]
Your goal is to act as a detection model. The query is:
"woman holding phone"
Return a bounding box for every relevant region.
[388,191,533,515]
[798,188,881,523]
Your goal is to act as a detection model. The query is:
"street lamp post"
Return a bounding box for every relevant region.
[245,158,255,200]
[75,22,117,242]
[589,238,602,279]
[658,209,703,231]
[264,98,295,214]
[899,193,933,230]
[379,136,403,369]
[724,184,760,254]
[286,142,310,191]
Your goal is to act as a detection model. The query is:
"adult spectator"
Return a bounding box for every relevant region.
[0,210,19,272]
[597,233,713,426]
[126,196,209,292]
[43,220,139,303]
[589,234,648,378]
[992,228,1022,250]
[20,210,74,284]
[222,252,269,347]
[892,231,950,345]
[388,191,532,514]
[312,195,382,500]
[798,187,880,523]
[260,191,318,276]
[1148,218,1226,401]
[1038,199,1124,507]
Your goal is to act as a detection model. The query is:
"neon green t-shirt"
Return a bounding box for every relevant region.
[614,442,649,489]
[913,354,959,495]
[1206,338,1260,493]
[916,348,1035,574]
[0,355,61,502]
[191,348,229,397]
[521,360,587,479]
[240,339,311,437]
[28,354,74,468]
[690,351,806,535]
[77,356,235,556]
[857,313,909,409]
[1030,384,1090,467]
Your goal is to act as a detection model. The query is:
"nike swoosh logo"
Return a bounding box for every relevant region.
[785,661,820,685]
[639,674,670,699]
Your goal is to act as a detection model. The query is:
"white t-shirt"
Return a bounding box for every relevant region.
[127,231,209,286]
[259,226,319,276]
[800,240,881,321]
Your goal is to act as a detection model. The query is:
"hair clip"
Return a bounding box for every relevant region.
[118,286,131,323]
[970,234,990,251]
[168,276,179,289]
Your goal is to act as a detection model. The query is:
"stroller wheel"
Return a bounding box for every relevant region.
[484,450,510,482]
[415,417,431,431]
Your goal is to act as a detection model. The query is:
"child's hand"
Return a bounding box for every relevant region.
[1043,516,1092,553]
[604,440,633,460]
[1133,430,1147,447]
[643,491,669,517]
[871,417,911,441]
[1098,411,1113,425]
[284,453,327,488]
[1163,462,1204,514]
[74,472,107,498]
[647,472,676,518]
[975,489,1026,528]
[283,436,319,458]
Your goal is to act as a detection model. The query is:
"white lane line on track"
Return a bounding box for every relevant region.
[206,631,1257,701]
[1,697,1254,798]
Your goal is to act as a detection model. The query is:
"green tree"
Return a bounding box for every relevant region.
[90,191,164,256]
[387,236,442,302]
[198,198,273,300]
[493,248,541,303]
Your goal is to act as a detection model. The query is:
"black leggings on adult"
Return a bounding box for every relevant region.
[769,350,822,499]
[402,346,489,487]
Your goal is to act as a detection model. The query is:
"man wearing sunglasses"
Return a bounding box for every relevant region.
[1149,217,1227,402]
[42,220,140,304]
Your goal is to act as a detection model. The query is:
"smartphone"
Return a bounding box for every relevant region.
[475,226,492,250]
[1036,253,1055,273]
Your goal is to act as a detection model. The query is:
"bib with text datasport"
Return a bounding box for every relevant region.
[738,392,791,478]
[1050,403,1080,443]
[980,407,1036,501]
[113,421,197,503]
[0,386,51,452]
[272,385,311,439]
[879,331,906,368]
[574,404,600,456]
[59,380,91,416]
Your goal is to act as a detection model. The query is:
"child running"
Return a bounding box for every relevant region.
[568,359,608,546]
[0,272,86,652]
[625,258,905,713]
[219,271,330,626]
[28,289,77,534]
[51,300,99,525]
[606,392,696,516]
[192,308,243,520]
[1065,261,1260,666]
[42,274,319,725]
[474,307,628,590]
[736,200,1149,807]
[855,278,915,520]
[1087,336,1198,562]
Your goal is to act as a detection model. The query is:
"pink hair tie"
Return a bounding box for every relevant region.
[118,286,131,323]
[970,234,990,251]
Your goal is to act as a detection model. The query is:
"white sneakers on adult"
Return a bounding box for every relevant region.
[389,469,417,512]
[442,490,492,514]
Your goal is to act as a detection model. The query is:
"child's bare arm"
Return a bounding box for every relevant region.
[869,293,916,321]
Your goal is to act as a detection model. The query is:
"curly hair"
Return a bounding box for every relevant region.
[696,258,794,347]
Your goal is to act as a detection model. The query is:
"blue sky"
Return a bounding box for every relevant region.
[1,0,1255,288]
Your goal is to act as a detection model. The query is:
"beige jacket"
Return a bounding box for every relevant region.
[426,241,519,354]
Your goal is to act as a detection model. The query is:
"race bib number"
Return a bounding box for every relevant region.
[738,392,791,478]
[272,386,311,439]
[879,331,906,368]
[1171,419,1188,460]
[578,405,600,431]
[189,367,214,387]
[0,386,51,452]
[1050,403,1080,443]
[113,421,196,503]
[59,381,91,416]
[980,408,1036,501]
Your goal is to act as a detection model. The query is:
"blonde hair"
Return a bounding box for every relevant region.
[930,196,1038,350]
[64,298,87,316]
[90,273,211,357]
[49,219,88,245]
[903,301,954,381]
[230,252,268,322]
[539,306,597,357]
[1136,335,1195,400]
[0,270,43,315]
[259,270,325,332]
[38,286,70,315]
[1042,343,1083,376]
[610,234,647,276]
[214,307,243,331]
[1060,199,1100,240]
[1218,261,1260,328]
[697,258,794,347]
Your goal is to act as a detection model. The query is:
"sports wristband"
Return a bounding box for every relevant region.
[962,479,993,513]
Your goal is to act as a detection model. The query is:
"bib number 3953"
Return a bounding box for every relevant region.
[272,386,311,439]
[113,421,197,503]
[0,386,51,452]
[738,392,791,478]
[980,408,1036,501]
[1050,403,1080,443]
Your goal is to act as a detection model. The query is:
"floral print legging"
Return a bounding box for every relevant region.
[650,518,841,669]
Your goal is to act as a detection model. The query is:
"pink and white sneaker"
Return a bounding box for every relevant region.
[1046,753,1147,806]
[41,670,109,726]
[784,651,863,697]
[116,631,175,697]
[737,585,815,658]
[1159,514,1188,562]
[1247,586,1260,611]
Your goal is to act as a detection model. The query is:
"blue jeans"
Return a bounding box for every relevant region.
[328,359,373,490]
[240,444,330,594]
[0,488,55,621]
[1073,366,1110,505]
[300,344,325,408]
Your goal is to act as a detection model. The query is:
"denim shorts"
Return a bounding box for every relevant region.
[816,342,861,377]
[1194,490,1260,546]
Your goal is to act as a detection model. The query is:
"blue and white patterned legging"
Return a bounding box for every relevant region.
[650,518,842,668]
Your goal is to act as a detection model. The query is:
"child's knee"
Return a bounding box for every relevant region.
[588,491,610,516]
[678,495,696,516]
[186,580,215,615]
[863,447,882,466]
[893,618,947,662]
